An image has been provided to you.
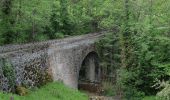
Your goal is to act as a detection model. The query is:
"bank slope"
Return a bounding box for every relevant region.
[0,82,88,100]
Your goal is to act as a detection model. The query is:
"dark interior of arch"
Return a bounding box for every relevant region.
[78,52,101,92]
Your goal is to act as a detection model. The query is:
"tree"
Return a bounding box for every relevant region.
[0,0,14,44]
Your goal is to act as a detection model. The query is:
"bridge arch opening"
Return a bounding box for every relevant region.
[78,51,101,92]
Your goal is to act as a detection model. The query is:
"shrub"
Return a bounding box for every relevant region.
[16,86,28,96]
[0,58,16,93]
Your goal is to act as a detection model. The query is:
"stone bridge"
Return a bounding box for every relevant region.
[0,32,105,91]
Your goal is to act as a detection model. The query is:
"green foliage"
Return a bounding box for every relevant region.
[96,0,170,99]
[96,31,170,99]
[0,82,88,100]
[54,32,65,39]
[16,86,28,96]
[96,32,121,75]
[142,96,156,100]
[102,81,115,96]
[1,58,16,92]
[1,0,116,45]
[0,0,54,44]
[116,68,146,99]
[34,34,49,41]
[0,0,170,99]
[130,34,170,94]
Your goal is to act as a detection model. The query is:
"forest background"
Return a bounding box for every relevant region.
[0,0,170,99]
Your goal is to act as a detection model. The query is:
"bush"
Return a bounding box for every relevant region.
[102,81,115,96]
[131,34,170,95]
[0,58,16,93]
[16,86,28,96]
[55,32,65,38]
[34,34,49,41]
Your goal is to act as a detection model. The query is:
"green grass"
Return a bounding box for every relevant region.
[142,96,156,100]
[0,82,88,100]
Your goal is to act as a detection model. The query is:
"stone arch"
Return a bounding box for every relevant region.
[78,51,101,90]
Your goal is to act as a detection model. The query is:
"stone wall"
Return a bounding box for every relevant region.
[0,43,51,92]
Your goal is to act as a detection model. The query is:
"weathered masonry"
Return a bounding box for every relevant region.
[0,32,105,91]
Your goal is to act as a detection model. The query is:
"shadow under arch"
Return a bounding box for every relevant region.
[78,51,101,92]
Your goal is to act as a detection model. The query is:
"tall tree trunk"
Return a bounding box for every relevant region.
[32,9,36,42]
[118,0,130,98]
[124,0,130,36]
[149,0,153,33]
[16,0,22,40]
[121,0,130,68]
[60,0,70,34]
